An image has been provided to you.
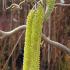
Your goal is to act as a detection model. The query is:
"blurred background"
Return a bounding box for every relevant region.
[0,0,70,70]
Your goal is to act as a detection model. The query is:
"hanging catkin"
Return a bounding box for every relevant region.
[23,0,56,70]
[23,3,44,70]
[23,9,35,70]
[30,4,44,70]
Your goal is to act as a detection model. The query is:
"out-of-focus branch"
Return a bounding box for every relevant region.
[0,25,70,55]
[2,31,25,70]
[6,0,70,12]
[56,3,70,6]
[6,3,21,10]
[6,0,25,10]
[6,0,41,11]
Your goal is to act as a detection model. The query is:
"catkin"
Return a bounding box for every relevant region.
[23,9,35,70]
[30,4,44,70]
[23,0,56,70]
[23,3,44,70]
[45,0,56,20]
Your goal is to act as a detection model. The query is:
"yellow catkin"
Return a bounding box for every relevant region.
[23,0,56,70]
[30,4,44,70]
[23,9,35,70]
[23,3,44,70]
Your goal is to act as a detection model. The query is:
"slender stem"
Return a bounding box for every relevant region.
[56,3,70,6]
[2,31,25,70]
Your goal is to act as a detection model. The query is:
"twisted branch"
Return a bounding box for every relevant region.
[0,25,70,55]
[6,0,25,10]
[42,34,70,55]
[0,25,26,39]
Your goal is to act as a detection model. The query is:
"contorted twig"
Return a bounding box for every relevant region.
[0,25,70,55]
[6,0,25,10]
[0,25,26,39]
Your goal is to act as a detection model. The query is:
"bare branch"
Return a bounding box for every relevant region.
[6,3,21,10]
[56,3,70,7]
[42,34,70,55]
[6,0,25,10]
[0,25,26,39]
[0,25,70,55]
